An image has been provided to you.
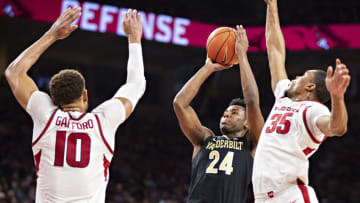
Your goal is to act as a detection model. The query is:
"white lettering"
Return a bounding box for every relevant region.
[140,11,155,40]
[116,8,129,36]
[80,2,99,31]
[155,15,172,43]
[99,5,118,33]
[173,17,190,46]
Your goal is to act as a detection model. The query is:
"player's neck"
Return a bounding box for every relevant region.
[287,90,314,101]
[62,103,84,112]
[225,130,247,139]
[290,93,314,101]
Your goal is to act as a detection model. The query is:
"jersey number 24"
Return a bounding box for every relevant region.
[206,150,234,175]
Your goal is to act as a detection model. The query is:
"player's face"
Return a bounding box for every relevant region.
[288,70,316,96]
[220,105,246,134]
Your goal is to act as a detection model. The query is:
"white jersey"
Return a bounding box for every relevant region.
[27,91,126,203]
[253,79,330,196]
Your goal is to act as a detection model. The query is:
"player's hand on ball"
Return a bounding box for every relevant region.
[48,7,81,40]
[205,58,232,72]
[326,58,351,98]
[234,25,249,57]
[123,9,143,44]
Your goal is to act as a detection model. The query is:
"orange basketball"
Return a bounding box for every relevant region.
[206,27,237,66]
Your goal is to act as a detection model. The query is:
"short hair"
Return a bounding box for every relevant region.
[49,69,85,106]
[229,98,246,108]
[311,70,330,104]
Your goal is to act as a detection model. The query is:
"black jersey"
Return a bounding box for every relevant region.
[187,134,253,203]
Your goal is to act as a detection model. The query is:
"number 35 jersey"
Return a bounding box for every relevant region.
[187,134,253,203]
[252,79,330,196]
[26,91,126,203]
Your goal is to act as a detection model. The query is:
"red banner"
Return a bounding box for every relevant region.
[1,0,360,52]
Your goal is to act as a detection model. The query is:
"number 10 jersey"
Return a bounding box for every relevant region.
[27,91,126,203]
[252,79,330,196]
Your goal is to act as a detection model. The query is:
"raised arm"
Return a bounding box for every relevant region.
[265,0,288,92]
[173,60,229,146]
[113,9,146,119]
[5,7,81,110]
[316,59,350,137]
[234,25,264,156]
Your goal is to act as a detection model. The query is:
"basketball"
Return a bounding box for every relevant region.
[206,27,237,66]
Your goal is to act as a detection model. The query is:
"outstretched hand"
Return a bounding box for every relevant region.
[326,58,351,98]
[234,25,249,57]
[123,9,143,44]
[47,7,82,40]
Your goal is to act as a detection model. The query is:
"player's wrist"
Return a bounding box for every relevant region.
[43,31,58,43]
[128,35,141,44]
[330,94,344,101]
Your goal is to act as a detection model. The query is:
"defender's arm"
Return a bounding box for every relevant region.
[265,0,288,93]
[114,9,146,120]
[5,7,81,110]
[316,59,350,137]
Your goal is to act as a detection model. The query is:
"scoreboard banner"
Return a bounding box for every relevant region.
[1,0,360,52]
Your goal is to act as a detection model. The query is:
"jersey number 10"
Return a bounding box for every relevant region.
[54,131,91,168]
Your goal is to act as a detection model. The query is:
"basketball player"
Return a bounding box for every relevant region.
[173,25,264,203]
[5,7,146,202]
[252,0,351,202]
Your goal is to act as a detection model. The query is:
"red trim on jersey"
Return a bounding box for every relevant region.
[34,150,42,179]
[302,106,326,144]
[103,155,110,181]
[32,109,58,147]
[297,179,311,203]
[95,114,114,154]
[303,147,315,156]
[67,112,87,121]
[280,97,326,106]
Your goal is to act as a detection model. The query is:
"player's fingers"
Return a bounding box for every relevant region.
[127,9,132,20]
[61,7,71,18]
[70,25,79,32]
[123,11,127,22]
[64,7,80,23]
[339,68,349,76]
[341,75,351,89]
[67,7,79,18]
[132,9,137,19]
[234,26,241,40]
[336,58,341,66]
[137,11,141,21]
[327,66,333,78]
[64,12,81,26]
[68,11,81,24]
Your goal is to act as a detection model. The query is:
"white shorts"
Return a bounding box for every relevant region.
[255,184,319,203]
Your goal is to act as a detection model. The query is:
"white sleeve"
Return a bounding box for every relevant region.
[26,91,57,123]
[274,79,291,99]
[92,99,126,132]
[305,103,331,141]
[113,43,146,108]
